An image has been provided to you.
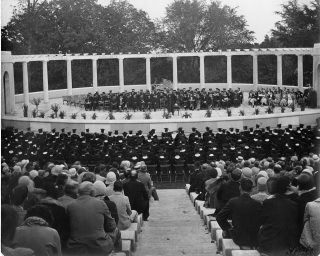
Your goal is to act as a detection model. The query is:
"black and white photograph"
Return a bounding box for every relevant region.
[1,0,320,255]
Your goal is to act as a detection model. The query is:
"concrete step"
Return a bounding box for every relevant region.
[210,221,222,241]
[206,215,216,231]
[121,230,136,251]
[121,240,132,256]
[231,250,261,256]
[222,239,241,256]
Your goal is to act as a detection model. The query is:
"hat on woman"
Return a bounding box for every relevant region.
[105,172,117,185]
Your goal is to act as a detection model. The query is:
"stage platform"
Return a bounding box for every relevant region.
[2,93,320,134]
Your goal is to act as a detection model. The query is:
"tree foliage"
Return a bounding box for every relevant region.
[162,0,255,52]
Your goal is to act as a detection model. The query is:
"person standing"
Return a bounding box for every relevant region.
[123,170,149,221]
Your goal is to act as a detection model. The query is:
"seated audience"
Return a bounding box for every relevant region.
[2,204,34,256]
[300,197,320,255]
[109,181,138,230]
[259,177,299,256]
[123,170,149,221]
[13,204,62,256]
[67,181,119,255]
[217,178,262,248]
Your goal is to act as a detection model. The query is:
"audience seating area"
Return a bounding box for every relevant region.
[186,185,261,256]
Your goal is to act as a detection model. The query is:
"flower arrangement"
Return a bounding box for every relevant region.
[31,108,38,118]
[50,103,60,118]
[71,113,78,119]
[205,108,212,118]
[239,109,245,116]
[59,110,66,119]
[182,111,192,118]
[254,108,260,115]
[108,111,115,120]
[144,111,152,119]
[81,113,86,119]
[124,111,133,120]
[227,108,232,117]
[22,104,28,117]
[92,112,97,120]
[30,97,41,111]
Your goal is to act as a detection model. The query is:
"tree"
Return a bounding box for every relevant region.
[161,0,255,52]
[272,0,320,47]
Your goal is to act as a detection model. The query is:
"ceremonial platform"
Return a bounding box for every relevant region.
[2,44,320,134]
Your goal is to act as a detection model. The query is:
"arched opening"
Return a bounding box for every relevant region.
[3,71,10,114]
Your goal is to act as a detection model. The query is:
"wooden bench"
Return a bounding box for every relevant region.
[125,223,139,241]
[195,200,205,214]
[231,250,261,256]
[189,192,198,204]
[120,240,132,256]
[201,207,216,223]
[222,239,240,256]
[210,221,222,241]
[206,215,216,231]
[185,184,191,193]
[216,229,223,252]
[120,230,136,251]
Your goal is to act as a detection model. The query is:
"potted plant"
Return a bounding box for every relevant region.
[108,111,115,120]
[22,104,28,117]
[31,108,38,118]
[162,110,172,119]
[144,111,152,119]
[92,113,97,120]
[49,113,55,119]
[266,106,274,114]
[254,108,260,115]
[205,108,212,118]
[281,106,286,113]
[71,113,78,119]
[290,104,296,112]
[182,111,192,119]
[124,111,133,120]
[81,113,86,119]
[50,103,60,118]
[239,109,245,116]
[227,108,232,117]
[59,110,66,119]
[300,102,305,111]
[38,111,45,118]
[30,98,41,111]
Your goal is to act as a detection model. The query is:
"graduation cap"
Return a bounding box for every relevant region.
[249,127,254,132]
[266,126,270,131]
[243,126,248,131]
[72,129,76,133]
[101,129,105,133]
[27,127,31,131]
[277,124,281,128]
[299,124,304,128]
[38,129,43,133]
[52,128,56,133]
[256,124,260,129]
[164,128,169,132]
[288,124,293,129]
[86,129,89,133]
[218,128,222,132]
[108,131,112,136]
[129,130,133,134]
[123,132,127,137]
[114,130,118,135]
[61,128,65,133]
[235,129,240,133]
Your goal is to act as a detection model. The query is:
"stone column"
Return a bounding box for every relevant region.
[92,59,98,92]
[172,55,178,90]
[312,43,320,108]
[297,54,303,89]
[119,57,124,92]
[22,61,29,105]
[227,55,232,88]
[146,57,151,90]
[252,54,258,86]
[277,54,283,87]
[67,59,72,96]
[199,55,205,89]
[42,60,49,103]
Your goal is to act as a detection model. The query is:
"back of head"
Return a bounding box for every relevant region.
[113,180,123,192]
[78,181,94,196]
[130,170,138,180]
[25,204,53,226]
[82,172,96,183]
[240,178,253,192]
[231,168,242,182]
[267,177,278,195]
[275,176,290,195]
[93,180,107,196]
[1,204,19,245]
[12,185,28,206]
[297,173,315,191]
[257,177,267,192]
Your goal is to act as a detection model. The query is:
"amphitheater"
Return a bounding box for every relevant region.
[1,44,320,256]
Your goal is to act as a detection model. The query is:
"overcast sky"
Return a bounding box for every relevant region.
[1,0,313,43]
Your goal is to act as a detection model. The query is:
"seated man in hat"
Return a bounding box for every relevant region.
[217,178,262,248]
[67,181,118,255]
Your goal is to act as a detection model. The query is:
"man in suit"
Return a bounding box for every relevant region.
[258,177,299,256]
[123,170,149,221]
[216,178,262,248]
[214,168,241,216]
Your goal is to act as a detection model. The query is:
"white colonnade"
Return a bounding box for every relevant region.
[4,48,316,106]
